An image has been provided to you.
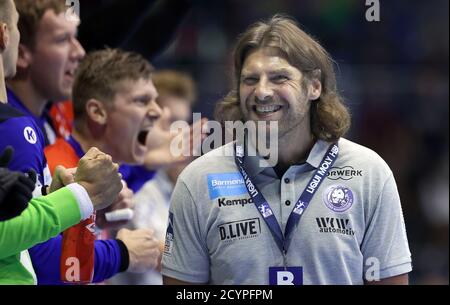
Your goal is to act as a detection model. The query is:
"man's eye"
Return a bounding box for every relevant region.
[242,77,258,85]
[134,98,149,105]
[271,75,289,83]
[55,35,70,43]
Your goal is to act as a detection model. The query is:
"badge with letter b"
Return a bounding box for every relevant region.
[269,267,303,285]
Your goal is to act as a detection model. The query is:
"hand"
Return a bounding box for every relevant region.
[96,180,134,229]
[0,146,36,221]
[0,146,14,167]
[74,147,123,210]
[116,228,160,273]
[48,166,76,193]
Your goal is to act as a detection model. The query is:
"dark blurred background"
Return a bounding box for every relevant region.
[84,0,449,284]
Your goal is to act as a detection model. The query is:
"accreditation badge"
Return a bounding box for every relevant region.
[269,266,303,285]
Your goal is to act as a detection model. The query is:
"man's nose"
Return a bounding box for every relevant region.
[254,79,273,102]
[148,100,163,120]
[71,37,86,61]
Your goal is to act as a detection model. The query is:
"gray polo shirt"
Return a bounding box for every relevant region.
[161,138,412,284]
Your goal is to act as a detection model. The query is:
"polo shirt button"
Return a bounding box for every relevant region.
[284,178,290,184]
[285,200,291,206]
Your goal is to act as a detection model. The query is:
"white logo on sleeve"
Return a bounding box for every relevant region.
[23,127,37,144]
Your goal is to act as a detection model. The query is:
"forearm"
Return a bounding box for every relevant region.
[0,186,86,259]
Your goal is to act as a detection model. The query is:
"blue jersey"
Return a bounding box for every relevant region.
[0,102,50,195]
[7,89,54,146]
[119,164,156,193]
[2,91,125,284]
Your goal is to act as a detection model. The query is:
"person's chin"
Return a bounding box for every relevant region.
[132,154,145,166]
[54,88,71,101]
[131,145,147,165]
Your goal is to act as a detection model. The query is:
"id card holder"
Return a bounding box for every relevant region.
[269,266,303,285]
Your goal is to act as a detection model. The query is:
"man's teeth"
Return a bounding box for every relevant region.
[255,105,282,113]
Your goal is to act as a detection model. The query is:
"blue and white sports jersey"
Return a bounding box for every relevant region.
[0,102,51,196]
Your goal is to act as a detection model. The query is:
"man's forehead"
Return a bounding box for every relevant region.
[116,78,158,96]
[38,9,79,33]
[242,50,295,73]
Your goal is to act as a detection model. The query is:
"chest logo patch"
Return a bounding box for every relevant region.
[23,126,37,144]
[323,185,354,212]
[207,172,247,200]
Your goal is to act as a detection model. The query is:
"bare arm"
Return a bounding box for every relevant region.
[365,273,409,285]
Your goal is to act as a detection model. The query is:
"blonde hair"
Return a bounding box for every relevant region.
[215,14,351,142]
[72,48,154,124]
[152,70,197,104]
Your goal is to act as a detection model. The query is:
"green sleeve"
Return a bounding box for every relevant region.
[0,187,82,259]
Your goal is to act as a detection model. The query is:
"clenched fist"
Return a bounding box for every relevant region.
[116,228,160,273]
[74,147,123,210]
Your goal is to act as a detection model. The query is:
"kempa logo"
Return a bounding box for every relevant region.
[327,166,363,180]
[218,218,261,242]
[218,197,253,207]
[315,217,355,236]
[23,126,37,144]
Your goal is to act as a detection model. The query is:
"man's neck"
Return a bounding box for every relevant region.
[71,128,107,159]
[0,78,6,103]
[277,131,315,167]
[250,116,315,170]
[6,79,48,116]
[166,165,185,185]
[272,133,315,177]
[0,61,6,103]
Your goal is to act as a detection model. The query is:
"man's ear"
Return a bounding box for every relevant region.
[85,99,108,125]
[17,44,33,70]
[308,69,322,101]
[0,23,9,51]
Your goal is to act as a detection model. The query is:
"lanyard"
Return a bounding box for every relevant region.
[234,141,339,256]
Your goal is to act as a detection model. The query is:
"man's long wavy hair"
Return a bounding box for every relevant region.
[214,15,351,142]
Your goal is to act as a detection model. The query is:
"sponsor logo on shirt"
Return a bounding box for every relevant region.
[207,173,247,200]
[218,218,261,243]
[164,212,174,256]
[315,217,355,236]
[218,197,253,207]
[323,185,354,212]
[327,166,363,180]
[23,126,37,144]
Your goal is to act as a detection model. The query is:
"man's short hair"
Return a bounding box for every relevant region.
[72,48,154,123]
[14,0,66,49]
[152,70,197,104]
[215,14,351,142]
[0,0,13,26]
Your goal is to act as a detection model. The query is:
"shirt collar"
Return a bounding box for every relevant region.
[6,87,49,123]
[242,139,332,178]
